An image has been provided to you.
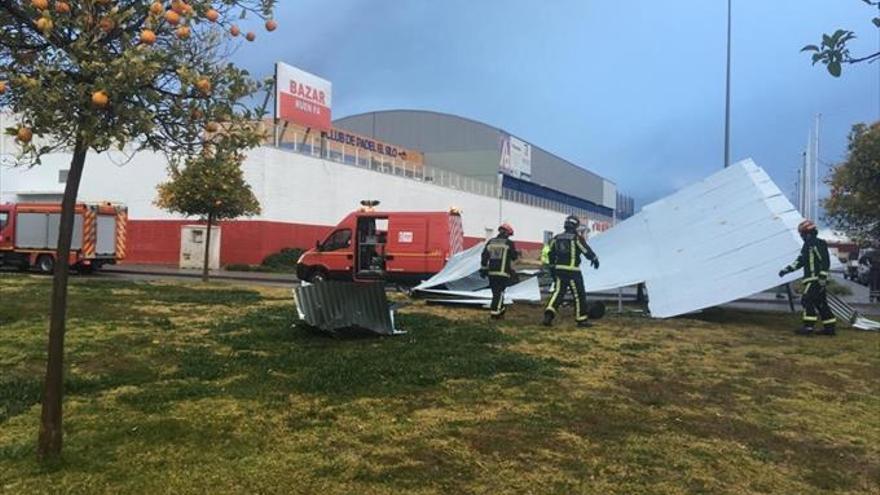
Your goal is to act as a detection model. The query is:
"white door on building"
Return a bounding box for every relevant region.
[180,225,221,270]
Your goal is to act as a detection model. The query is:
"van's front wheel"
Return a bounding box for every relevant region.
[309,268,327,283]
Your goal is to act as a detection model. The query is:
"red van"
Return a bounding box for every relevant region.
[297,206,464,284]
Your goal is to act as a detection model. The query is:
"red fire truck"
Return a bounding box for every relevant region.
[296,203,464,284]
[0,202,128,273]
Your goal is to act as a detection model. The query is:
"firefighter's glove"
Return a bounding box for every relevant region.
[778,269,789,278]
[479,269,488,279]
[591,258,600,270]
[548,267,557,279]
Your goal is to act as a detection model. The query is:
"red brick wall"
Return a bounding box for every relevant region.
[124,220,542,266]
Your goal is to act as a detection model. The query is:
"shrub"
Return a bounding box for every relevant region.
[261,248,303,270]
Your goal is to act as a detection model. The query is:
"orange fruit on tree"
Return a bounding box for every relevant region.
[140,29,157,45]
[171,1,187,14]
[229,24,240,37]
[91,90,109,108]
[205,122,219,133]
[99,17,115,33]
[0,81,6,94]
[265,19,278,32]
[30,0,48,10]
[195,78,212,95]
[17,127,33,144]
[54,2,71,14]
[245,31,255,41]
[177,25,190,39]
[35,17,53,33]
[164,10,180,25]
[149,2,164,15]
[205,9,219,22]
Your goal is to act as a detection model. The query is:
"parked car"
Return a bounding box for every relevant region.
[856,249,875,286]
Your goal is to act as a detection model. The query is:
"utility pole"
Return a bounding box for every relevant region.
[723,0,732,168]
[812,113,821,221]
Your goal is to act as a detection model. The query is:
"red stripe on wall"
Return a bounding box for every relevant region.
[124,220,542,266]
[125,220,333,265]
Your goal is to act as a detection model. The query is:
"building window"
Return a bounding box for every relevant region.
[58,169,69,183]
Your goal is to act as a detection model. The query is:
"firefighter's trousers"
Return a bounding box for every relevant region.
[545,270,588,322]
[489,276,509,316]
[802,281,835,328]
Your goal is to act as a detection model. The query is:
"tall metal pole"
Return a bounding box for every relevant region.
[723,0,732,168]
[813,113,821,222]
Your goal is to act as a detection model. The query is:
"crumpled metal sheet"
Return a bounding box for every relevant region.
[827,292,880,331]
[411,240,541,304]
[413,242,486,292]
[415,274,541,304]
[293,281,403,335]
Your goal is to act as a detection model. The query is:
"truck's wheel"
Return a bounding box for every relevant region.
[36,254,55,274]
[310,268,327,283]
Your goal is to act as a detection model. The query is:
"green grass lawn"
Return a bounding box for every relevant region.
[1,274,878,494]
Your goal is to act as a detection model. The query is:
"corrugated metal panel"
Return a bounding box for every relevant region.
[334,110,609,206]
[528,146,604,205]
[293,281,402,335]
[602,181,617,210]
[96,215,116,255]
[47,214,83,250]
[14,213,83,250]
[14,213,49,248]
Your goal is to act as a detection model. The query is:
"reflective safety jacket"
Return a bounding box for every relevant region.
[545,231,596,271]
[481,236,518,277]
[785,237,830,283]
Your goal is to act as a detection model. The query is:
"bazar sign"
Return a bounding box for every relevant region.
[324,129,406,158]
[275,62,332,130]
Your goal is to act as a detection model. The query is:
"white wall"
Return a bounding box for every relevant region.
[1,146,572,244]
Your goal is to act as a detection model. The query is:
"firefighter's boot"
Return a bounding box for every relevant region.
[817,324,836,336]
[795,326,815,336]
[577,320,593,328]
[542,311,554,327]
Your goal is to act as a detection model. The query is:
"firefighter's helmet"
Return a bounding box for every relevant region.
[564,215,580,231]
[499,223,514,236]
[798,219,817,234]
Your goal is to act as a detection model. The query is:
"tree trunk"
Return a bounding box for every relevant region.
[37,136,88,461]
[202,211,213,282]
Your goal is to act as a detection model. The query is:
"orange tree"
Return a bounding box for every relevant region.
[0,0,277,460]
[156,145,261,282]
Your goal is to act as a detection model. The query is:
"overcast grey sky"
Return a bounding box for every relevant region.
[233,0,879,207]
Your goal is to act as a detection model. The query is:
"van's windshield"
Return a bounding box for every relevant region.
[321,229,351,251]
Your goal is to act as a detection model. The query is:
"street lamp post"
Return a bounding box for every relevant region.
[724,0,732,168]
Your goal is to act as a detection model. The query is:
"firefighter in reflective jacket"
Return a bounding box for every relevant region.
[542,215,599,327]
[480,223,518,319]
[779,219,836,335]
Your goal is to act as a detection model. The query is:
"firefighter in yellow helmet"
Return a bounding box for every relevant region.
[779,219,836,335]
[480,223,518,319]
[542,215,599,327]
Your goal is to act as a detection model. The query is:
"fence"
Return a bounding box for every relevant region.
[268,126,613,225]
